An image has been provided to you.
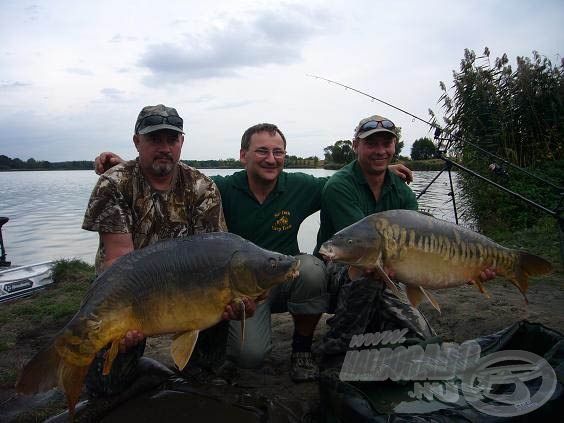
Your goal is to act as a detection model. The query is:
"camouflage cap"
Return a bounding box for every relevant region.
[134,104,184,135]
[354,114,397,139]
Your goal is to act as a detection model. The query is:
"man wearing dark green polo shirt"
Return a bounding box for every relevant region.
[315,114,495,359]
[314,114,435,357]
[314,157,418,253]
[212,124,328,381]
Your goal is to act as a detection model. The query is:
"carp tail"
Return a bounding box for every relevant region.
[518,251,553,276]
[511,252,553,303]
[16,343,60,395]
[16,341,90,418]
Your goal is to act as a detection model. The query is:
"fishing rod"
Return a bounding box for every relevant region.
[307,74,563,192]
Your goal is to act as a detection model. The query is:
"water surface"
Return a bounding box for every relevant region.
[0,169,463,265]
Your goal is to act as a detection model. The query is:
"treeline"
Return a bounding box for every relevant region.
[0,155,93,171]
[1,155,324,171]
[285,155,320,168]
[184,156,322,168]
[183,159,244,169]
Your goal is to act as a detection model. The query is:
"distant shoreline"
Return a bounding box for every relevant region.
[0,159,446,172]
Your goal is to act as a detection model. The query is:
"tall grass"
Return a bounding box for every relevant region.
[435,48,563,232]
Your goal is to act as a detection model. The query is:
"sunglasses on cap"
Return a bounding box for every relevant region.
[359,119,396,132]
[136,115,183,132]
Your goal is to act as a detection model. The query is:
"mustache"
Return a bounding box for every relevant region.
[154,153,173,161]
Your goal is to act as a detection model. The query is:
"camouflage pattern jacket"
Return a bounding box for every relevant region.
[83,159,227,273]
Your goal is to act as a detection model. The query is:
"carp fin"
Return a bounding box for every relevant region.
[102,339,120,375]
[419,286,441,314]
[405,285,424,308]
[16,344,60,395]
[17,338,91,417]
[232,297,246,345]
[471,279,491,299]
[58,364,90,419]
[375,264,402,298]
[347,266,364,281]
[518,251,553,276]
[171,330,199,371]
[405,285,441,313]
[511,251,552,304]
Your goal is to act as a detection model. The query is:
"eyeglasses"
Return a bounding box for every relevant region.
[358,119,396,132]
[136,115,183,132]
[253,148,286,158]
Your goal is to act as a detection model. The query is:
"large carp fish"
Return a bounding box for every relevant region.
[319,209,552,312]
[16,232,299,416]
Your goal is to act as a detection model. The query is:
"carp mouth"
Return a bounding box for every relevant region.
[319,243,336,261]
[319,243,367,266]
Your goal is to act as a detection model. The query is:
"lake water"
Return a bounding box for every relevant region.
[0,168,464,265]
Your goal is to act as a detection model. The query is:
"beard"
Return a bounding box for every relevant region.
[151,154,175,176]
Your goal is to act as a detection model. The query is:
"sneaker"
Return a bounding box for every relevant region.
[290,352,319,382]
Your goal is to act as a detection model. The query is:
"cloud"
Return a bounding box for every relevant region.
[99,88,128,102]
[207,99,257,110]
[139,6,331,84]
[109,34,138,43]
[0,81,31,89]
[66,67,95,76]
[184,95,215,104]
[25,4,40,21]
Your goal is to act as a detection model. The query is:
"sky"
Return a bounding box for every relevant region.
[0,0,562,162]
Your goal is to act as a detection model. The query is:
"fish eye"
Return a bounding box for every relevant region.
[269,258,277,269]
[347,239,353,245]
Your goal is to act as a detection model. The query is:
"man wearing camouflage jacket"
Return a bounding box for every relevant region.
[82,104,228,396]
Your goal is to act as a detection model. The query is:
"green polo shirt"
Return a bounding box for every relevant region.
[314,160,417,255]
[212,171,327,255]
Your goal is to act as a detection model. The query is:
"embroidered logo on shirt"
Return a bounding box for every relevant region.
[272,210,292,232]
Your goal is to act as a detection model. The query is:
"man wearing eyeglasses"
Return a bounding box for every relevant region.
[83,104,229,397]
[314,114,495,359]
[93,122,413,383]
[211,123,329,382]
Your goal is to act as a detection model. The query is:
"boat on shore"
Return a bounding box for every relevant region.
[0,262,54,303]
[0,216,55,303]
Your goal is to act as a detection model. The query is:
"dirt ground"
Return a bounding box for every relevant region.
[1,276,563,421]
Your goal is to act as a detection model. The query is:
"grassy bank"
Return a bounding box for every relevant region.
[0,260,94,386]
